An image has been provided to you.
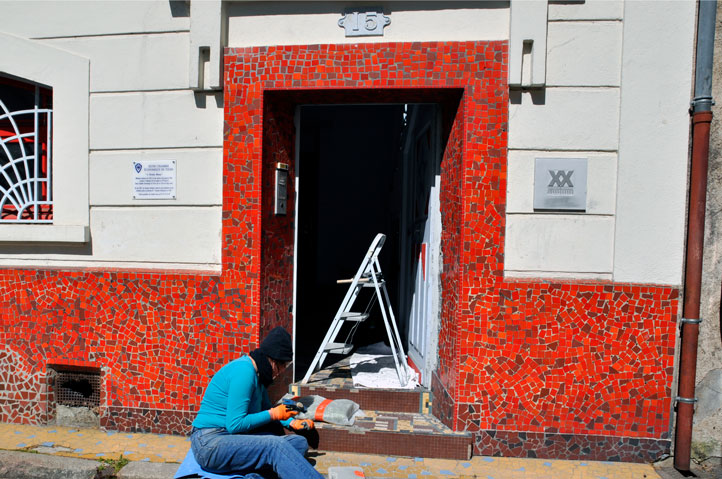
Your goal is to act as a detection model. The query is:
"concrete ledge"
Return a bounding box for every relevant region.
[0,450,100,479]
[117,461,180,479]
[0,224,89,243]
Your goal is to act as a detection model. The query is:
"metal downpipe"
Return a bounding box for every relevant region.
[674,0,717,472]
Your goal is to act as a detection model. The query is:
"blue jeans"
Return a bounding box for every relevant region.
[190,427,323,479]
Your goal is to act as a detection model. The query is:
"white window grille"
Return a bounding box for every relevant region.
[0,75,53,223]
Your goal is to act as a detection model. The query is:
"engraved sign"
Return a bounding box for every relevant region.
[132,160,176,200]
[338,8,390,37]
[533,158,587,211]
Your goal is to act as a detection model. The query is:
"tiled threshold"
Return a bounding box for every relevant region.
[291,358,472,460]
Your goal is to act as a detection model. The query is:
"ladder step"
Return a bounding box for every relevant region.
[301,233,409,386]
[339,312,369,321]
[323,343,354,354]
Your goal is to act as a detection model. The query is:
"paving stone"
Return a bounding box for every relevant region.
[117,461,181,479]
[0,450,99,479]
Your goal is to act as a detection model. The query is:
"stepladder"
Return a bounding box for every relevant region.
[301,233,410,387]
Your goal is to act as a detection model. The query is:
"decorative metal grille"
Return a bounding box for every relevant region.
[55,371,100,408]
[0,75,53,223]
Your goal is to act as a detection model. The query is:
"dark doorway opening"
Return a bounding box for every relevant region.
[294,103,443,381]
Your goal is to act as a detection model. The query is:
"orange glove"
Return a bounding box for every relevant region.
[269,404,298,421]
[290,419,315,431]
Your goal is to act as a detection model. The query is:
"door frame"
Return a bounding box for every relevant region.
[399,104,442,388]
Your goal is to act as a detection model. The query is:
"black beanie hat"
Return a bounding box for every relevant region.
[258,326,293,362]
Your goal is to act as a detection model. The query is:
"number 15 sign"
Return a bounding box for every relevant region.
[338,8,391,37]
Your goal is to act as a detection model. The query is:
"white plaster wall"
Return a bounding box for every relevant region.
[548,0,623,21]
[227,1,509,47]
[506,0,694,285]
[90,91,223,150]
[546,21,622,87]
[44,33,190,93]
[1,0,696,281]
[0,1,189,39]
[90,149,223,206]
[613,0,696,285]
[0,208,222,267]
[505,215,614,275]
[508,88,620,151]
[90,207,221,264]
[507,0,624,278]
[504,0,622,278]
[0,1,221,270]
[506,151,617,215]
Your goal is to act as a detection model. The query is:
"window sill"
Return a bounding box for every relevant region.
[0,225,89,243]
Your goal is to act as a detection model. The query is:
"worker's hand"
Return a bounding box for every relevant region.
[290,419,315,431]
[269,404,298,421]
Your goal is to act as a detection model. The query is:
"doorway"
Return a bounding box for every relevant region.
[293,103,442,386]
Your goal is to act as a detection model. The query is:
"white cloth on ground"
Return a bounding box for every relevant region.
[349,343,419,389]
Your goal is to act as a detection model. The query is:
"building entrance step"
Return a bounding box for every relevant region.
[291,358,472,460]
[310,410,472,460]
[292,356,427,413]
[292,381,428,414]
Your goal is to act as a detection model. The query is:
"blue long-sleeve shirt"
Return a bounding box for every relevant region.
[192,355,289,433]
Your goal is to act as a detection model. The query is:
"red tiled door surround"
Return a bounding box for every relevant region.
[0,41,678,462]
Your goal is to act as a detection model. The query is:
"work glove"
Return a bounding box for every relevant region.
[290,419,315,431]
[269,404,298,421]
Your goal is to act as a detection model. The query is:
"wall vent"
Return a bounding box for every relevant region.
[53,369,101,408]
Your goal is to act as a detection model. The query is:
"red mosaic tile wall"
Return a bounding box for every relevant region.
[0,271,255,430]
[0,345,51,424]
[435,97,465,425]
[224,42,500,423]
[259,93,296,338]
[456,283,677,438]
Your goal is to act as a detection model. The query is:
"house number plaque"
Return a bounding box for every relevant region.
[338,8,390,37]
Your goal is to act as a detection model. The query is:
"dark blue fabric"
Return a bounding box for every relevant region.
[175,449,262,479]
[188,427,322,479]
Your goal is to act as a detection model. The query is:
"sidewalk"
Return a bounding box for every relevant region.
[0,422,699,478]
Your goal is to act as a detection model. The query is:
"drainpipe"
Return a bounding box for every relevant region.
[674,0,716,472]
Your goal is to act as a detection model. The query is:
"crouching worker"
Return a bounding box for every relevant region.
[190,327,322,479]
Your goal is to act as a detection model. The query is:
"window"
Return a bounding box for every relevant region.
[0,74,53,223]
[0,31,89,243]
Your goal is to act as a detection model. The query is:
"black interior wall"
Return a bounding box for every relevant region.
[295,105,405,379]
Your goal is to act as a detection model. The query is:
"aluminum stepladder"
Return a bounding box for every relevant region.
[301,233,410,386]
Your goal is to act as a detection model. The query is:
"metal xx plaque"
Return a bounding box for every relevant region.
[533,158,587,211]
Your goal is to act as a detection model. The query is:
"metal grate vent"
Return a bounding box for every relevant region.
[55,371,100,408]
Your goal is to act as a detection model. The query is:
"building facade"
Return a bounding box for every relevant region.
[0,0,712,463]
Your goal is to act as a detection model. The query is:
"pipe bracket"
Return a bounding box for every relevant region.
[675,396,698,404]
[680,317,703,325]
[691,96,715,113]
[691,96,715,106]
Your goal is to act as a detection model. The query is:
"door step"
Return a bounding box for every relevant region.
[293,356,426,413]
[309,410,472,460]
[290,358,471,460]
[293,381,428,414]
